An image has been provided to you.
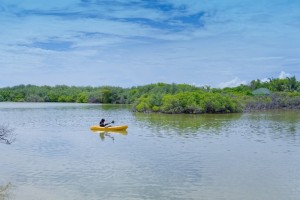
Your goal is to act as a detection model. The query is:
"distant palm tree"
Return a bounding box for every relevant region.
[287,76,298,91]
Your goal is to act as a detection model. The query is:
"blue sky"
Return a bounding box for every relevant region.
[0,0,299,88]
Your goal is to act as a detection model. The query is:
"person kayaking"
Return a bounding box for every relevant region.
[99,118,114,127]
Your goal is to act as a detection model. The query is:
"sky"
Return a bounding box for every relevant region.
[0,0,299,88]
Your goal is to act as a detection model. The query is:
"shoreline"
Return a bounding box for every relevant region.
[3,101,299,114]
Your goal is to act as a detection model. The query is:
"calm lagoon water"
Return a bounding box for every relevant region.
[0,102,300,200]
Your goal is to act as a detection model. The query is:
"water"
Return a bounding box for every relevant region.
[0,103,300,200]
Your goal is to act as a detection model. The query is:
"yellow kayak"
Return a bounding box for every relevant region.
[90,125,128,131]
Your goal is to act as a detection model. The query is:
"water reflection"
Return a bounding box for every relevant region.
[245,110,300,142]
[100,104,130,111]
[134,111,300,143]
[1,103,300,200]
[134,112,242,135]
[91,130,128,141]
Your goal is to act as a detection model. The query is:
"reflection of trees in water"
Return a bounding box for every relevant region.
[247,111,300,140]
[100,104,130,111]
[0,183,12,200]
[134,113,242,135]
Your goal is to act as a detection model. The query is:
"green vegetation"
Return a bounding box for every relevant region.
[1,76,300,114]
[0,85,131,104]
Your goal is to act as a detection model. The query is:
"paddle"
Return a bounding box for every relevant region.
[105,120,114,127]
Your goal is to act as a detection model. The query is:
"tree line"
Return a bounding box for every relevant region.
[0,76,300,114]
[0,85,130,104]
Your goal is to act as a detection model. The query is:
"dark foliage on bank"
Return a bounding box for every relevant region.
[0,85,131,104]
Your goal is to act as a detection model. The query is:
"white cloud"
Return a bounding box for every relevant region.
[278,71,291,79]
[257,71,292,83]
[1,0,300,87]
[218,77,247,88]
[260,78,270,83]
